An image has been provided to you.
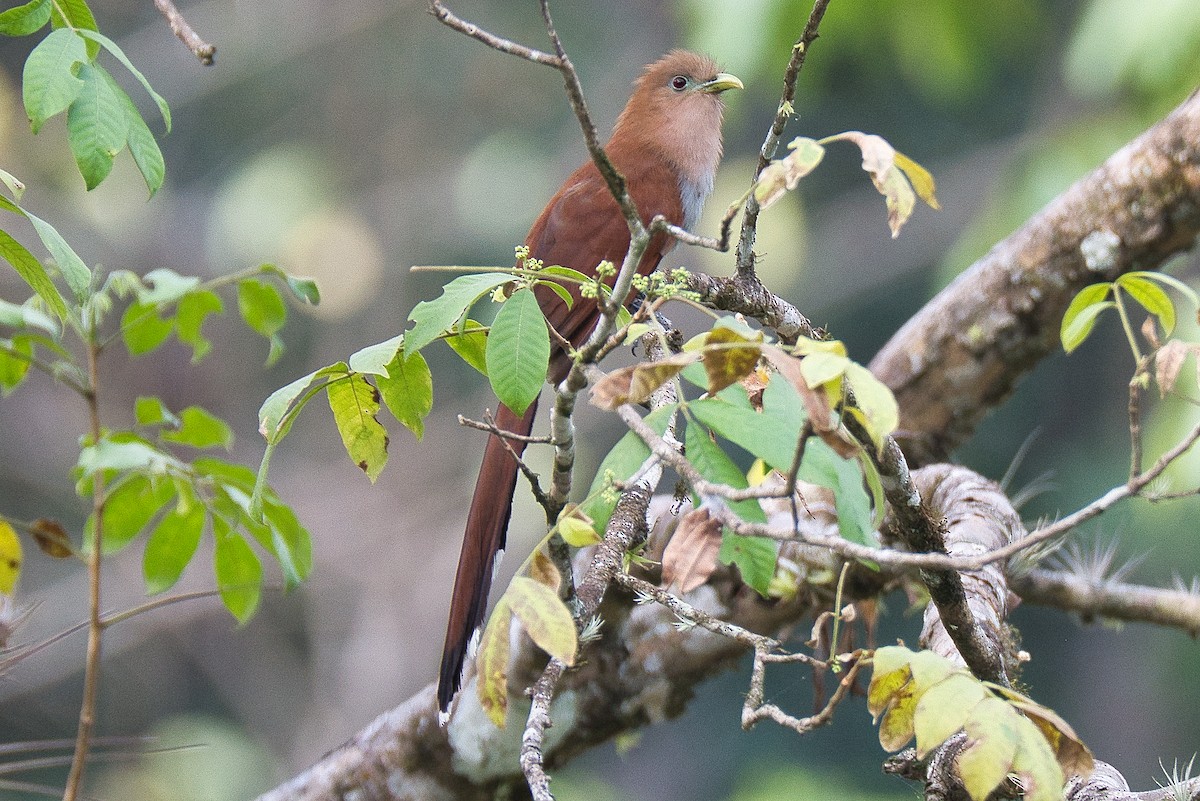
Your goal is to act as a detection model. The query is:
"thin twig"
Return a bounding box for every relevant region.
[152,0,215,65]
[456,414,552,444]
[1129,364,1146,479]
[734,0,831,277]
[427,1,560,66]
[63,321,105,801]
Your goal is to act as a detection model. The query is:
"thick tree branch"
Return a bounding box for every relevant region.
[871,89,1200,465]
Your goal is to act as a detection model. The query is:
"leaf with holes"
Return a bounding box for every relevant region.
[326,371,388,482]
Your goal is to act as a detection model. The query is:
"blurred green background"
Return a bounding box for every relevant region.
[1,0,1199,798]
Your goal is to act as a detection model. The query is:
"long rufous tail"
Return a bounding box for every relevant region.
[437,401,538,714]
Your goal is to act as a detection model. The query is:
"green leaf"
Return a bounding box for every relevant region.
[135,395,178,426]
[259,263,320,305]
[326,372,389,482]
[800,351,849,388]
[685,420,766,524]
[77,437,182,480]
[404,272,512,355]
[0,336,33,394]
[845,362,899,454]
[213,524,263,623]
[0,297,58,336]
[717,531,778,596]
[0,0,51,37]
[257,362,346,442]
[1117,273,1175,335]
[1061,282,1114,353]
[689,397,800,473]
[444,319,489,375]
[66,63,129,190]
[22,28,86,132]
[486,287,549,417]
[507,576,578,665]
[376,349,433,440]
[0,228,68,320]
[122,98,165,197]
[89,473,174,553]
[237,278,287,366]
[121,301,174,355]
[161,406,234,450]
[50,0,98,34]
[579,404,676,531]
[175,290,223,362]
[260,496,312,588]
[142,498,204,594]
[20,207,91,301]
[75,28,171,130]
[1122,270,1199,310]
[0,168,26,200]
[800,438,874,545]
[347,334,405,376]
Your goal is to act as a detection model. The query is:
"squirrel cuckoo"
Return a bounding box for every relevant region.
[438,50,741,715]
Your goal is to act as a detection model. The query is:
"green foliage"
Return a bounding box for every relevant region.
[485,287,550,416]
[10,8,170,195]
[868,645,1094,801]
[1061,271,1199,354]
[0,166,314,620]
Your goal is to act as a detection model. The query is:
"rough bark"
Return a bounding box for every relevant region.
[870,89,1200,465]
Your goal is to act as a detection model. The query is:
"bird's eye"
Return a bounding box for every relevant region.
[670,75,688,91]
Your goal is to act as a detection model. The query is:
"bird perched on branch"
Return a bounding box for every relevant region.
[438,50,742,716]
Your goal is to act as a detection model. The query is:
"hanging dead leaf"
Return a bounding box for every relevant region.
[30,518,73,559]
[1154,339,1200,397]
[834,132,938,237]
[754,136,826,210]
[662,507,723,593]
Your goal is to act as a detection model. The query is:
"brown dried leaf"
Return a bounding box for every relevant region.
[662,507,723,593]
[753,136,826,210]
[590,353,697,410]
[30,518,73,558]
[529,547,562,591]
[1154,339,1198,397]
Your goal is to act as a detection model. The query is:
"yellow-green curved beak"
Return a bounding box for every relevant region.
[698,72,744,94]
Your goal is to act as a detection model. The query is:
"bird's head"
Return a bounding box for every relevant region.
[611,50,742,188]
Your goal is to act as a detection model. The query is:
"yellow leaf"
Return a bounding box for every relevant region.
[1010,714,1066,801]
[913,673,988,758]
[476,597,513,727]
[558,513,602,548]
[702,326,762,395]
[894,151,940,210]
[0,521,21,594]
[508,576,577,666]
[959,697,1021,801]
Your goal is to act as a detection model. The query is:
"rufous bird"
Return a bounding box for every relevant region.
[438,50,742,716]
